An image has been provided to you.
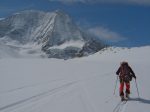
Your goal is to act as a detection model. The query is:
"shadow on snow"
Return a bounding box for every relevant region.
[129,97,150,104]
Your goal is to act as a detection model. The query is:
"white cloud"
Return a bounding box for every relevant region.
[0,18,5,20]
[88,27,126,42]
[48,0,150,6]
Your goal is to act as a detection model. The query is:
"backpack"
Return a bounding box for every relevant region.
[120,64,132,81]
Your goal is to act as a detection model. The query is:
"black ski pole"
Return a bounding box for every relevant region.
[114,76,118,95]
[135,79,140,99]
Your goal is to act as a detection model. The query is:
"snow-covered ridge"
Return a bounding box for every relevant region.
[98,46,150,55]
[81,46,150,62]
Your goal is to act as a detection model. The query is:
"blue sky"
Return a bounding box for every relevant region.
[0,0,150,47]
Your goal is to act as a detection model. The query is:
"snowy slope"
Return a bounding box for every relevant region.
[0,46,150,112]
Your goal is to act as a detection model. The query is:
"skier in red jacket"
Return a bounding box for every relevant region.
[116,61,136,100]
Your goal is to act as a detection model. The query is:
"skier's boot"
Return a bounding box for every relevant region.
[121,95,125,101]
[126,93,129,99]
[125,89,130,99]
[120,92,125,101]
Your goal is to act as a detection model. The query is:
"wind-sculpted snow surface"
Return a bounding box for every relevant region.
[0,46,150,112]
[0,10,105,59]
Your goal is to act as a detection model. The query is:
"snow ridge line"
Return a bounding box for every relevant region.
[39,15,54,39]
[0,81,77,111]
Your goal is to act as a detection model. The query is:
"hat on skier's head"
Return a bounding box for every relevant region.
[120,61,128,66]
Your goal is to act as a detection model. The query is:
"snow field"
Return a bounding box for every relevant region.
[0,46,150,112]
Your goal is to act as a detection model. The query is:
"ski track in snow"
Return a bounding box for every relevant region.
[0,79,65,95]
[0,71,112,95]
[113,101,128,112]
[0,71,113,112]
[0,81,77,112]
[0,70,126,112]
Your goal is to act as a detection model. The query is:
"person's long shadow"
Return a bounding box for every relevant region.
[129,97,150,104]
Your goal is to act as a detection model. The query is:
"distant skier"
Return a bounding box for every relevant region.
[116,61,136,101]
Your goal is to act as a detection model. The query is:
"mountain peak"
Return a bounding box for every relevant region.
[0,10,105,59]
[54,10,69,20]
[54,10,67,15]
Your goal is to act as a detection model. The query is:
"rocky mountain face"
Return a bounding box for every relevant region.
[0,10,105,59]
